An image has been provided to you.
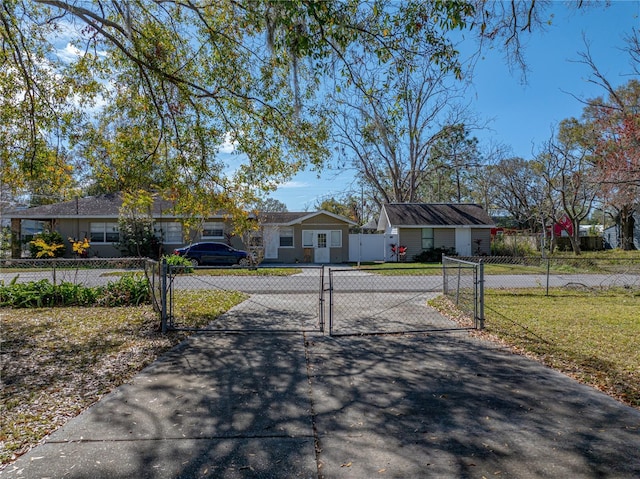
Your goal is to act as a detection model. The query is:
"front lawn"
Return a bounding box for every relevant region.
[355,262,545,275]
[434,288,640,409]
[0,290,246,466]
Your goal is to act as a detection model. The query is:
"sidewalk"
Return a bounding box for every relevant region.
[2,330,640,478]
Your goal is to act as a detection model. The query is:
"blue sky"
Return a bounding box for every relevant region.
[270,1,640,211]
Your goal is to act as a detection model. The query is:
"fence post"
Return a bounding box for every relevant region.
[442,254,447,295]
[328,268,334,336]
[477,260,485,330]
[161,257,168,333]
[546,257,550,296]
[319,265,325,333]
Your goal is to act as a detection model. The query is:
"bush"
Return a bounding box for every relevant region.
[491,235,538,256]
[29,230,65,258]
[413,247,457,263]
[0,278,100,307]
[118,216,162,259]
[163,254,194,273]
[0,275,149,308]
[97,274,150,307]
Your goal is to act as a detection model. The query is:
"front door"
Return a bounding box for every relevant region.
[263,226,278,260]
[455,228,472,256]
[314,232,330,263]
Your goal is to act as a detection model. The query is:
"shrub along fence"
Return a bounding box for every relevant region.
[0,258,157,308]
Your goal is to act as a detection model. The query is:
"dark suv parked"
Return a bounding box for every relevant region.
[173,242,250,266]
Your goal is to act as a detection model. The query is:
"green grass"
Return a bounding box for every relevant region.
[101,267,303,277]
[481,288,640,408]
[0,290,247,466]
[355,262,550,276]
[355,262,444,275]
[172,290,248,325]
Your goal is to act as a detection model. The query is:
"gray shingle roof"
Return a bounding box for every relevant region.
[4,197,357,226]
[383,203,494,227]
[3,193,178,219]
[261,211,356,226]
[261,212,311,224]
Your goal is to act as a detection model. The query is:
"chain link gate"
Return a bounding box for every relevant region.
[326,266,469,336]
[159,262,325,333]
[442,256,485,330]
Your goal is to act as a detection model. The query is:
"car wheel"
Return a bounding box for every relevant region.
[190,258,199,267]
[238,257,250,267]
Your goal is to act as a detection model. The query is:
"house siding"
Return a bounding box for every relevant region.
[263,217,351,264]
[9,198,355,262]
[55,218,122,258]
[399,228,457,260]
[435,229,455,250]
[399,228,421,260]
[33,218,243,259]
[471,229,492,255]
[398,227,491,259]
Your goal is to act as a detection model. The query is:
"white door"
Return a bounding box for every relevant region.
[263,226,279,259]
[314,232,330,263]
[455,228,472,256]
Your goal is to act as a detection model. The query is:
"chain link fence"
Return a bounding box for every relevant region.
[327,266,464,336]
[461,256,640,294]
[162,264,324,333]
[0,257,162,312]
[0,257,151,286]
[442,256,484,329]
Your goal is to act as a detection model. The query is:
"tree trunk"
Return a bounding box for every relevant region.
[620,205,637,250]
[568,219,582,255]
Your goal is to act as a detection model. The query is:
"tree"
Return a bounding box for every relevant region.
[254,198,288,213]
[466,141,512,212]
[573,44,640,250]
[1,1,564,217]
[315,195,365,224]
[426,124,480,202]
[0,1,80,205]
[117,192,161,258]
[333,59,469,206]
[537,122,599,255]
[489,157,546,231]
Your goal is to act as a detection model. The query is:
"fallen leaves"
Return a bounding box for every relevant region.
[0,304,211,467]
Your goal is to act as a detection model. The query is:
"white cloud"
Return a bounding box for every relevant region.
[57,43,83,63]
[278,180,310,189]
[219,132,238,154]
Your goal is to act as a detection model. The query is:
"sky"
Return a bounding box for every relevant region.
[269,1,640,211]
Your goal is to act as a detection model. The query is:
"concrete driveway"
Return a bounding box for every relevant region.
[2,327,639,478]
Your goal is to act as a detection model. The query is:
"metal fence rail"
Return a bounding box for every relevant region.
[442,256,484,329]
[0,257,150,287]
[327,266,460,336]
[162,264,324,333]
[467,256,640,295]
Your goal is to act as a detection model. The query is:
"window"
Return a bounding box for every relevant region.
[302,230,314,247]
[422,228,434,250]
[330,230,342,247]
[155,222,182,243]
[279,227,294,247]
[202,222,224,238]
[90,222,119,243]
[317,233,327,248]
